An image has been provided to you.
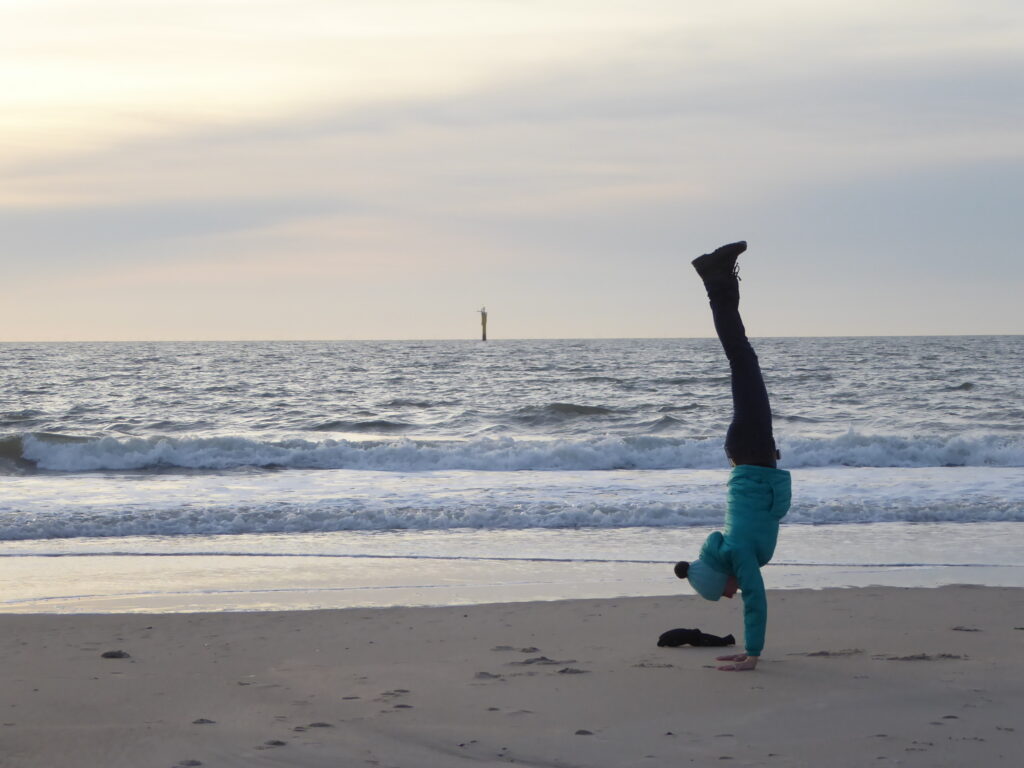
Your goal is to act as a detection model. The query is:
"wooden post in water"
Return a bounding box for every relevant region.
[478,306,488,341]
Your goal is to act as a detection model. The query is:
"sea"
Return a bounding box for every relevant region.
[1,336,1022,613]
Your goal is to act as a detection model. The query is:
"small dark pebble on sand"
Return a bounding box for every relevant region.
[308,722,333,728]
[191,718,215,725]
[101,650,130,659]
[264,740,287,747]
[558,667,588,674]
[575,730,593,735]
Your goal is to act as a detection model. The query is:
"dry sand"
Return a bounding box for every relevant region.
[1,585,1022,767]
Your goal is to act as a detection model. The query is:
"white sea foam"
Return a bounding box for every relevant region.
[1,467,1021,541]
[17,430,1024,473]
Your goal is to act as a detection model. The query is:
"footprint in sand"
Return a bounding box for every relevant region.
[255,740,287,750]
[877,653,965,661]
[789,649,862,657]
[508,656,575,666]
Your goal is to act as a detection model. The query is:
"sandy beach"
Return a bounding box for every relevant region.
[2,585,1022,767]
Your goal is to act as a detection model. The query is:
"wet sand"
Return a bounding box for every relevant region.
[1,585,1022,767]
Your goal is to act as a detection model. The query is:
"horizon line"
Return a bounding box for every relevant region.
[1,333,1021,344]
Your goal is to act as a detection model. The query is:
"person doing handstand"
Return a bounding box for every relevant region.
[675,241,792,672]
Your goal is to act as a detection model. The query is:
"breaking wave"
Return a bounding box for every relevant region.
[6,429,1024,474]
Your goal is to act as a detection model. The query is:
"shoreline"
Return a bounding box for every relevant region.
[4,522,1023,614]
[2,586,1022,767]
[3,553,1023,614]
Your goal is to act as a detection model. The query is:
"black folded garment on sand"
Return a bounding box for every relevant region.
[657,628,735,647]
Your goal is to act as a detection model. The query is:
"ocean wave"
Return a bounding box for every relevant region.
[6,429,1024,473]
[0,409,46,428]
[644,415,684,433]
[512,402,616,424]
[311,419,414,433]
[2,495,1021,541]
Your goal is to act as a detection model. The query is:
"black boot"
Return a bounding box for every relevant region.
[691,241,747,282]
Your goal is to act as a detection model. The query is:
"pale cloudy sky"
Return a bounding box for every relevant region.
[2,0,1022,340]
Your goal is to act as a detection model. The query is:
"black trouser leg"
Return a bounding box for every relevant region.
[705,277,777,468]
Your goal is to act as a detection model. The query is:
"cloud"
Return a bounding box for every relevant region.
[2,1,1022,339]
[0,197,345,272]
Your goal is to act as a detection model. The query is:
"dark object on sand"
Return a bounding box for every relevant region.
[657,628,735,648]
[100,650,130,659]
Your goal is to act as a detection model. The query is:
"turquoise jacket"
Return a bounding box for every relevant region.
[697,464,792,656]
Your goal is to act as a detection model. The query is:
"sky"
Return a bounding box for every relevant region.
[2,0,1022,340]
